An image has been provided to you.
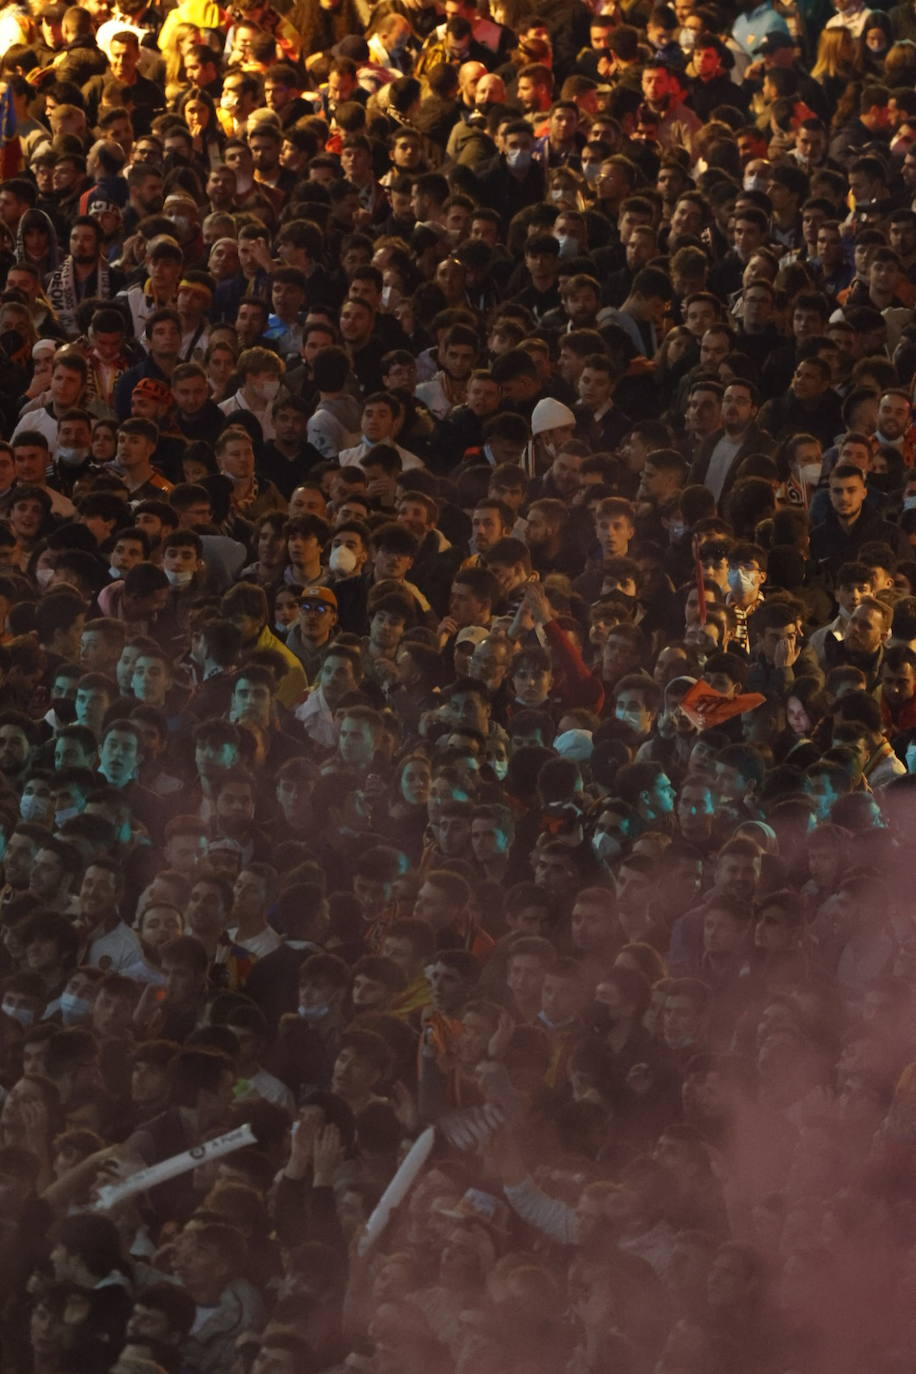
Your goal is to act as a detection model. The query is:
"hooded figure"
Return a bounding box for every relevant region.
[526,397,576,477]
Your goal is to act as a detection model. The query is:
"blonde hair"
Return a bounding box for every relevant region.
[812,27,857,80]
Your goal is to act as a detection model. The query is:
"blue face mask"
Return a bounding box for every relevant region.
[60,992,93,1026]
[298,1003,330,1021]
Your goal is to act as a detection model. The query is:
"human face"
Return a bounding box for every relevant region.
[231,677,272,728]
[109,38,139,81]
[99,729,138,785]
[339,300,372,343]
[596,510,634,558]
[829,471,866,520]
[140,904,183,951]
[186,881,229,940]
[79,863,119,922]
[132,653,170,705]
[338,716,375,767]
[846,603,885,654]
[878,392,910,439]
[218,437,254,481]
[362,401,395,443]
[792,361,827,400]
[677,781,714,839]
[685,387,721,438]
[715,851,759,902]
[332,1045,378,1099]
[733,217,764,261]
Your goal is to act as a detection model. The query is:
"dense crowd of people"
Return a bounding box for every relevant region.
[4,0,916,1369]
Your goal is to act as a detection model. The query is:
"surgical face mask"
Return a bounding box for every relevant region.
[298,1002,330,1021]
[381,284,393,307]
[556,234,580,258]
[743,174,768,192]
[2,1002,33,1028]
[329,544,357,575]
[35,566,54,588]
[165,568,194,588]
[20,793,50,823]
[727,567,758,599]
[669,521,687,541]
[108,564,121,579]
[57,446,89,466]
[256,377,281,405]
[582,161,601,184]
[59,992,92,1026]
[506,148,531,172]
[592,830,622,863]
[538,1009,573,1031]
[489,757,508,780]
[903,495,916,512]
[274,621,289,636]
[798,462,822,486]
[54,804,81,827]
[907,741,916,773]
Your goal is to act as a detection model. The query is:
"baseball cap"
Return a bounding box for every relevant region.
[455,626,489,648]
[755,31,795,53]
[299,585,338,610]
[132,378,171,403]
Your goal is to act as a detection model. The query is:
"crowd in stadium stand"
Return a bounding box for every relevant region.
[5,0,916,1369]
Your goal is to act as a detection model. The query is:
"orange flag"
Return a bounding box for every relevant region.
[680,679,765,731]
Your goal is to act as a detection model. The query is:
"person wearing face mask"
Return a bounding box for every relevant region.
[476,120,546,229]
[219,347,285,442]
[723,542,767,650]
[0,974,45,1031]
[51,410,95,493]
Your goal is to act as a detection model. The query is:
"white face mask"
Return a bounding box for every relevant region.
[108,564,121,579]
[274,621,289,636]
[255,377,281,405]
[743,174,768,192]
[506,148,531,171]
[57,446,90,466]
[54,804,81,827]
[329,544,357,575]
[556,234,580,258]
[798,462,822,486]
[35,566,54,588]
[903,495,916,511]
[165,568,194,588]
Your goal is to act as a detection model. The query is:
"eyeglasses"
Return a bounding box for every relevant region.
[300,602,331,614]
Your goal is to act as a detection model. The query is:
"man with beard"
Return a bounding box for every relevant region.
[45,217,122,340]
[668,837,762,974]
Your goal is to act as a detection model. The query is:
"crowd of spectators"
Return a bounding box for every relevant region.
[5,0,916,1370]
